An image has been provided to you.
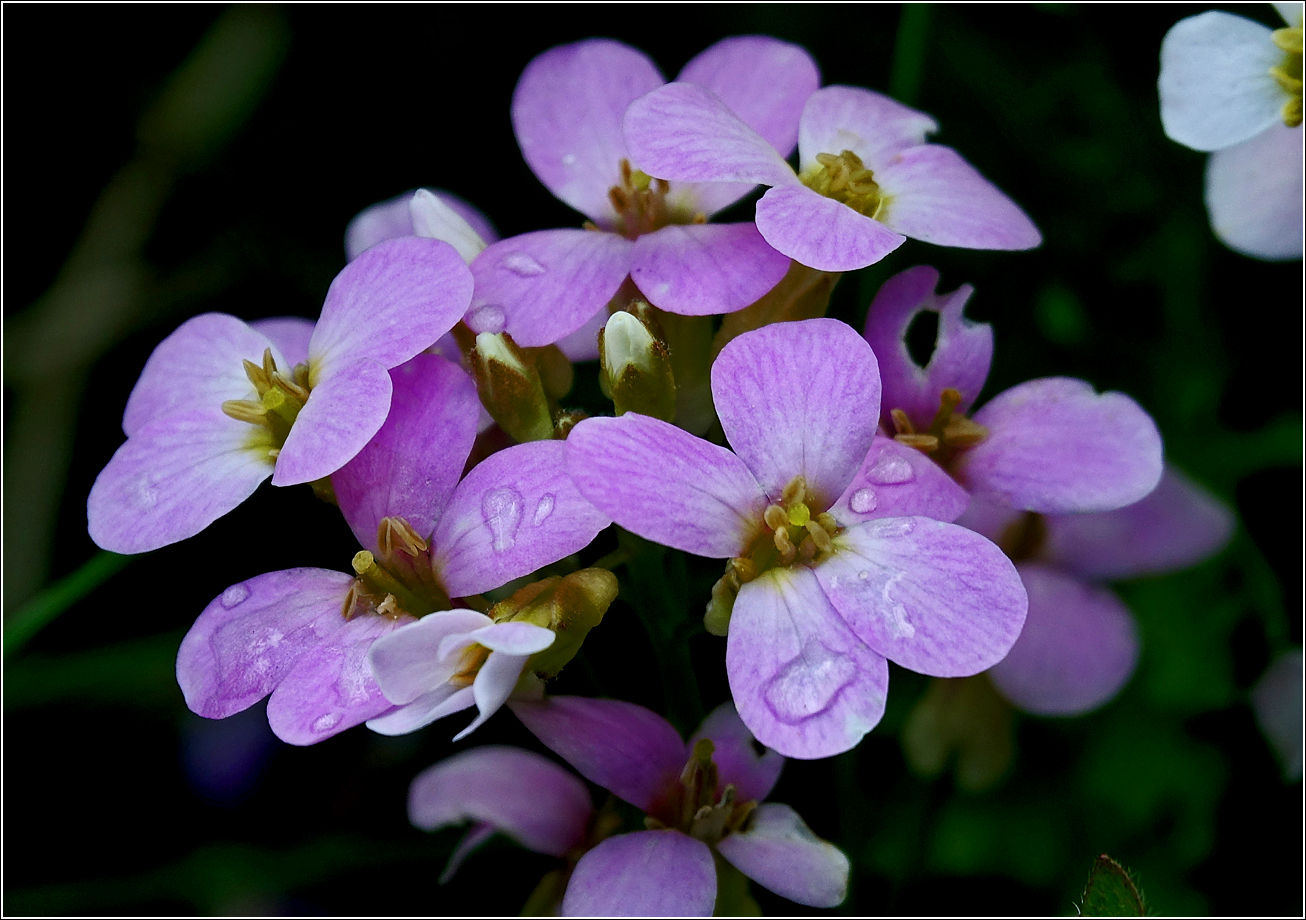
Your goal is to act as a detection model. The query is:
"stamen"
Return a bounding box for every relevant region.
[773,526,796,564]
[261,348,277,381]
[806,520,833,554]
[376,594,400,618]
[763,504,788,532]
[378,515,429,558]
[450,643,491,687]
[890,408,916,435]
[896,433,940,451]
[781,476,808,505]
[221,399,268,424]
[816,512,839,534]
[243,358,270,391]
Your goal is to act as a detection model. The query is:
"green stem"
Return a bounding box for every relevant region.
[889,4,933,106]
[4,551,133,658]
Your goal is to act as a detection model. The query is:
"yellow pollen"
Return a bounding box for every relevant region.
[1272,26,1304,127]
[450,643,491,687]
[801,149,885,219]
[787,503,810,528]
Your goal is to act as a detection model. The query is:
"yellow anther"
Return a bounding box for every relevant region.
[221,399,267,424]
[806,520,833,554]
[763,504,788,531]
[781,476,808,505]
[352,550,375,576]
[787,503,811,528]
[1273,27,1303,56]
[450,643,491,687]
[243,358,270,391]
[379,516,429,559]
[802,149,884,219]
[773,526,796,564]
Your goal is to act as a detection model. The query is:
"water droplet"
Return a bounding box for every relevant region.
[311,712,342,733]
[466,303,506,334]
[561,153,577,166]
[502,252,546,277]
[220,583,251,608]
[866,455,915,485]
[134,473,160,510]
[865,518,915,539]
[886,603,915,639]
[482,487,523,552]
[763,639,857,724]
[532,493,555,526]
[849,487,878,514]
[857,570,870,581]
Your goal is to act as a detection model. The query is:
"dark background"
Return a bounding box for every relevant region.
[4,4,1302,915]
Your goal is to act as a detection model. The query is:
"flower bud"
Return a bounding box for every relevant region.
[600,308,676,422]
[470,332,554,442]
[489,568,619,679]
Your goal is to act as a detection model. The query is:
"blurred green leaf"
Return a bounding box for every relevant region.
[3,551,134,658]
[1081,854,1147,916]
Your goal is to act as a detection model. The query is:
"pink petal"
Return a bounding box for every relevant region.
[828,436,970,525]
[755,183,905,271]
[457,649,536,741]
[712,318,880,507]
[817,517,1028,677]
[408,188,494,263]
[566,414,766,559]
[250,316,314,369]
[271,359,392,486]
[561,831,716,917]
[630,222,790,316]
[687,702,783,803]
[798,85,937,172]
[716,803,849,908]
[554,307,608,362]
[728,568,889,759]
[1205,122,1305,261]
[344,192,418,261]
[988,564,1140,716]
[368,609,493,705]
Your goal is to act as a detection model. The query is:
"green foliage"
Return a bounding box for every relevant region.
[1080,854,1147,917]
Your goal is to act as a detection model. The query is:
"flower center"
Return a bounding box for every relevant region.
[890,387,989,467]
[221,348,312,461]
[342,515,453,621]
[448,642,492,687]
[645,739,758,847]
[801,149,885,219]
[604,158,704,239]
[1272,26,1304,128]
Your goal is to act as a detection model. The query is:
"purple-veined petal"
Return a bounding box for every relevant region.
[470,229,632,348]
[510,696,685,812]
[368,609,493,705]
[1044,466,1235,580]
[409,189,493,263]
[728,568,889,760]
[1206,121,1305,261]
[271,358,392,487]
[88,410,274,554]
[345,192,416,261]
[345,189,499,262]
[456,650,536,741]
[177,568,355,719]
[122,314,283,438]
[829,436,970,525]
[251,317,314,369]
[267,612,412,745]
[874,145,1042,250]
[408,745,593,858]
[1159,11,1285,152]
[366,684,474,736]
[308,237,473,380]
[1251,649,1304,780]
[567,414,766,558]
[630,222,790,316]
[332,354,480,552]
[512,39,665,224]
[562,830,716,918]
[798,85,937,173]
[989,564,1139,716]
[687,701,783,803]
[433,439,611,598]
[713,318,881,507]
[817,517,1027,677]
[863,265,992,429]
[624,83,799,188]
[554,306,608,362]
[716,803,849,908]
[959,378,1164,514]
[755,183,905,271]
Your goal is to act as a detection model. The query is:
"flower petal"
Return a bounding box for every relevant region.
[271,358,392,487]
[88,410,273,554]
[177,568,355,719]
[798,85,937,173]
[1251,649,1305,780]
[470,229,632,348]
[988,564,1139,716]
[829,436,970,525]
[366,684,474,736]
[687,701,784,803]
[368,609,493,705]
[960,378,1164,514]
[510,696,685,812]
[862,265,992,429]
[332,354,480,552]
[554,307,608,362]
[251,317,314,369]
[512,39,664,223]
[817,517,1027,677]
[712,318,880,507]
[433,439,612,598]
[754,183,905,271]
[1159,11,1285,151]
[408,745,593,857]
[566,414,766,558]
[474,621,557,655]
[345,192,416,261]
[1206,121,1305,261]
[456,650,535,741]
[409,188,493,263]
[716,803,849,908]
[728,568,889,759]
[562,831,716,918]
[631,222,790,316]
[874,145,1042,250]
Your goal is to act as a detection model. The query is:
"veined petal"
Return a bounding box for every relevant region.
[1206,122,1305,261]
[716,803,849,908]
[368,610,493,705]
[271,359,392,487]
[863,265,992,429]
[345,189,499,262]
[874,145,1041,250]
[554,307,608,362]
[470,229,632,348]
[345,192,416,261]
[631,222,790,316]
[1159,11,1285,151]
[251,316,314,369]
[960,378,1164,514]
[332,354,480,552]
[624,83,799,188]
[713,318,881,507]
[755,183,905,271]
[433,439,612,598]
[561,831,716,918]
[88,410,273,554]
[474,621,556,655]
[687,702,783,803]
[798,85,937,173]
[409,188,493,263]
[308,237,474,379]
[408,745,593,857]
[728,568,889,760]
[366,684,474,736]
[989,564,1139,716]
[512,39,665,223]
[829,436,970,526]
[267,612,412,745]
[817,517,1027,677]
[456,650,535,741]
[566,414,767,558]
[177,568,355,719]
[510,696,685,812]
